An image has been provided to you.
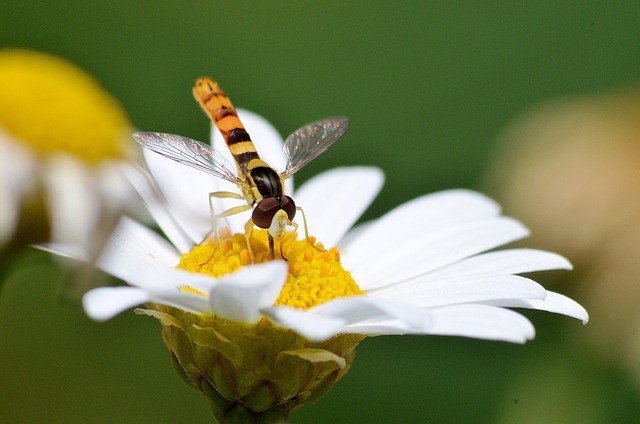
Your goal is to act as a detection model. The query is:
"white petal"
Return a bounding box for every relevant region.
[0,135,36,244]
[426,248,572,279]
[42,156,137,258]
[341,190,505,274]
[40,216,180,272]
[94,218,239,295]
[293,167,384,247]
[336,221,373,250]
[340,320,423,336]
[209,261,289,323]
[147,290,211,315]
[350,217,529,290]
[0,176,19,244]
[48,216,223,295]
[371,274,547,307]
[82,285,211,321]
[83,286,150,321]
[425,304,535,343]
[490,291,589,324]
[43,222,220,298]
[42,154,100,249]
[314,296,431,328]
[95,161,137,214]
[123,163,194,253]
[262,306,348,341]
[98,216,181,270]
[263,297,432,341]
[143,148,220,243]
[343,306,535,343]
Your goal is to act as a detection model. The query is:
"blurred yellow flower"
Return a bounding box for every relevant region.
[0,48,137,255]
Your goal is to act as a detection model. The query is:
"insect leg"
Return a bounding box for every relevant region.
[211,191,245,200]
[268,234,275,261]
[201,191,249,246]
[243,218,256,262]
[199,197,253,266]
[295,206,326,252]
[279,220,299,261]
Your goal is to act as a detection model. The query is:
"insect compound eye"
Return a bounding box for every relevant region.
[252,197,280,228]
[280,196,296,221]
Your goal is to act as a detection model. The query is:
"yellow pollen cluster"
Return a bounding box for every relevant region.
[0,48,131,163]
[176,228,365,309]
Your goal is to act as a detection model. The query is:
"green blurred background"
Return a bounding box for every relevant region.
[2,1,640,423]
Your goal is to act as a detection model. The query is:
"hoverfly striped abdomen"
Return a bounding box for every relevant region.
[193,78,261,177]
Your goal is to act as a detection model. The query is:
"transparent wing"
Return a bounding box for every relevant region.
[281,117,349,179]
[133,132,241,184]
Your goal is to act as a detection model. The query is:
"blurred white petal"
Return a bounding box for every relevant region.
[98,216,181,270]
[0,135,36,244]
[122,164,193,253]
[42,154,100,249]
[142,148,218,243]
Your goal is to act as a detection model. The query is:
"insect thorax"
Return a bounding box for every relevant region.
[247,164,284,203]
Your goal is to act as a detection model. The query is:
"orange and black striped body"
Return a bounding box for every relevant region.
[193,77,284,206]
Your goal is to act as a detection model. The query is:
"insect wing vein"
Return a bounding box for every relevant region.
[281,117,350,179]
[133,132,240,183]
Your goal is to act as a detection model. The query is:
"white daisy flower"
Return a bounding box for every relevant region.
[44,109,587,422]
[0,49,136,257]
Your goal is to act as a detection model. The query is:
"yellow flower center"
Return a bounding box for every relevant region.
[176,228,365,309]
[0,48,131,163]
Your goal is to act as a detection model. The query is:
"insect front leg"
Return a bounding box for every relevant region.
[243,218,256,262]
[279,206,325,260]
[202,191,247,246]
[296,206,325,252]
[279,220,298,261]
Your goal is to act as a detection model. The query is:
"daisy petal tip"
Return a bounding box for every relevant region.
[576,305,590,325]
[499,322,535,345]
[82,287,149,322]
[535,249,573,271]
[563,258,575,271]
[540,292,589,324]
[353,165,385,182]
[362,166,385,190]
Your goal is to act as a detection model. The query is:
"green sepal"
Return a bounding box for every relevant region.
[139,304,364,423]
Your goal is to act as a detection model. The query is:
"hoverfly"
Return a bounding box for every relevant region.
[133,77,349,260]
